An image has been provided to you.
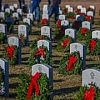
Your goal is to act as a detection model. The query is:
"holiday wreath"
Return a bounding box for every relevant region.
[59,51,82,75]
[0,32,5,43]
[56,35,73,52]
[86,38,100,56]
[16,72,52,100]
[40,18,49,26]
[3,45,18,65]
[30,35,50,49]
[77,27,92,41]
[28,46,52,66]
[75,83,100,100]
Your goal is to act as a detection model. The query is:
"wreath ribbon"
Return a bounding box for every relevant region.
[35,47,45,58]
[27,72,40,99]
[89,39,97,52]
[85,16,92,21]
[61,39,69,49]
[40,18,47,25]
[66,55,77,71]
[84,86,96,100]
[6,46,15,58]
[80,28,89,34]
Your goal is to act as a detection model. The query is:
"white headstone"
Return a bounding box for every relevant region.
[65,28,76,41]
[41,26,51,38]
[37,40,52,52]
[27,13,33,21]
[82,21,91,30]
[68,7,74,12]
[87,11,94,17]
[65,5,70,9]
[17,9,22,15]
[0,24,7,35]
[42,14,49,20]
[8,36,19,47]
[12,13,19,19]
[5,8,10,14]
[59,15,66,20]
[81,7,86,14]
[13,4,18,9]
[77,5,82,9]
[82,68,100,88]
[61,20,70,26]
[23,18,31,25]
[89,5,95,10]
[0,12,5,19]
[10,6,14,11]
[18,25,27,37]
[92,30,100,39]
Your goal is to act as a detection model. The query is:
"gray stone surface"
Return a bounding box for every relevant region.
[0,12,5,19]
[82,21,91,30]
[92,30,100,39]
[0,24,7,35]
[70,42,86,69]
[27,13,33,21]
[5,8,10,13]
[87,11,94,17]
[61,20,70,26]
[23,18,31,25]
[65,28,76,42]
[41,26,52,39]
[42,14,49,19]
[59,15,66,20]
[82,68,100,88]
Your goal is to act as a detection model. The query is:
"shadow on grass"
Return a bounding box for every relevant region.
[53,79,64,83]
[86,63,100,68]
[9,74,19,78]
[9,83,19,89]
[53,86,80,96]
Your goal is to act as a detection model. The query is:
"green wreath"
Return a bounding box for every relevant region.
[58,51,82,75]
[86,38,100,56]
[56,35,73,52]
[0,32,5,43]
[3,45,18,65]
[30,35,50,49]
[0,18,5,23]
[5,12,11,18]
[65,12,75,19]
[16,72,52,100]
[28,46,52,66]
[75,83,100,100]
[77,27,92,41]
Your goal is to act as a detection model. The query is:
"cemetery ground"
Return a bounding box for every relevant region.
[0,1,100,100]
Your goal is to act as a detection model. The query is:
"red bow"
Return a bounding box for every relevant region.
[80,28,89,34]
[70,15,75,19]
[76,9,81,13]
[61,39,69,49]
[88,7,93,11]
[56,19,61,27]
[59,28,65,35]
[20,35,24,41]
[6,46,15,58]
[40,18,47,25]
[66,55,77,71]
[86,16,92,21]
[64,8,68,13]
[84,86,96,100]
[35,48,45,58]
[38,37,43,40]
[89,39,97,52]
[27,72,40,99]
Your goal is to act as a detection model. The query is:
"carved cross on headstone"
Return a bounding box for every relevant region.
[90,72,95,79]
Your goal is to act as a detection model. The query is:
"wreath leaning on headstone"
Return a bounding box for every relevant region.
[28,45,52,66]
[58,51,82,75]
[77,27,92,41]
[74,83,100,100]
[3,45,18,65]
[19,34,26,46]
[86,38,100,56]
[30,35,50,49]
[16,72,52,100]
[56,35,73,52]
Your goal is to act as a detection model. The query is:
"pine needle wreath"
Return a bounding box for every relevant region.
[56,35,73,52]
[28,46,52,66]
[0,32,5,43]
[3,45,18,65]
[58,51,82,75]
[77,27,92,41]
[0,18,5,23]
[29,35,50,49]
[74,83,100,100]
[16,72,52,100]
[86,38,100,56]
